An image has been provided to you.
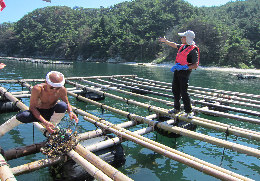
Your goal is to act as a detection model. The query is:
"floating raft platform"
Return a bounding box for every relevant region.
[0,75,259,181]
[0,57,72,65]
[229,73,260,79]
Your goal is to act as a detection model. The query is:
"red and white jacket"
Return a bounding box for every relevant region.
[175,44,200,65]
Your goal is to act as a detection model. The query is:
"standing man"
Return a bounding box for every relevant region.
[0,71,78,137]
[158,30,200,118]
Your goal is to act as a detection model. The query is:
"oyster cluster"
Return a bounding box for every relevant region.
[41,128,78,158]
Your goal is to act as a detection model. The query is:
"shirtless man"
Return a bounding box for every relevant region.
[0,71,78,137]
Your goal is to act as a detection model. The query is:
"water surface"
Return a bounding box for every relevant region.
[0,59,259,181]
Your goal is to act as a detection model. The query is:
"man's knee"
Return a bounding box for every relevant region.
[16,111,36,123]
[54,101,67,113]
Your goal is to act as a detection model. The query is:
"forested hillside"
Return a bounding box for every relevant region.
[0,0,260,68]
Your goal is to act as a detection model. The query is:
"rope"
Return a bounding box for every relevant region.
[225,125,232,138]
[127,113,132,121]
[147,106,152,113]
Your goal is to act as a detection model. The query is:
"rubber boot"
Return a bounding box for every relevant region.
[0,116,22,138]
[49,112,66,126]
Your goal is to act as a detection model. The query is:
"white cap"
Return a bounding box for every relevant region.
[46,71,65,87]
[178,30,195,45]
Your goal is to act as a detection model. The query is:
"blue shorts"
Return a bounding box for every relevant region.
[16,101,67,123]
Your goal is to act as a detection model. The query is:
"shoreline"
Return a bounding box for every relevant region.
[2,56,260,74]
[122,62,260,74]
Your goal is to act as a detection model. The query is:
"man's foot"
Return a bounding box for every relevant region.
[168,109,180,114]
[186,112,194,119]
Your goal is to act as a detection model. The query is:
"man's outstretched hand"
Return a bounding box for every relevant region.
[45,121,55,134]
[69,112,79,123]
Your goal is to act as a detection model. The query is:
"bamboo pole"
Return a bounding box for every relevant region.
[5,91,30,95]
[0,75,136,84]
[82,126,154,152]
[79,115,157,153]
[11,157,64,176]
[193,106,260,125]
[1,142,45,161]
[1,78,258,180]
[0,79,45,83]
[0,80,19,83]
[192,89,260,104]
[132,77,260,100]
[0,154,17,181]
[85,117,257,181]
[120,77,260,107]
[65,75,137,80]
[0,86,132,181]
[67,90,260,158]
[0,87,30,111]
[67,150,113,181]
[95,78,173,99]
[111,77,260,109]
[192,94,260,109]
[9,94,31,99]
[79,124,252,181]
[0,87,48,134]
[81,116,248,181]
[95,78,260,117]
[78,119,139,141]
[8,81,135,180]
[0,88,82,98]
[82,116,253,181]
[77,114,157,142]
[11,78,260,119]
[10,136,127,179]
[70,80,260,138]
[193,99,260,117]
[123,76,260,104]
[0,88,254,181]
[10,76,260,118]
[77,116,155,181]
[74,144,134,181]
[191,108,260,136]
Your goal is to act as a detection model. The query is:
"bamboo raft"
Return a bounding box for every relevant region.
[0,75,259,181]
[229,73,260,79]
[1,57,72,65]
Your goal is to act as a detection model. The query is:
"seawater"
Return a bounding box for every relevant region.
[0,59,259,181]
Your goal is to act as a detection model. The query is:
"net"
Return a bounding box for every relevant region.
[40,117,78,158]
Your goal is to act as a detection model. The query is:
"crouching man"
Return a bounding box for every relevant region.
[0,71,78,137]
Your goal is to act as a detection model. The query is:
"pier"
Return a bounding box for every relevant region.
[0,75,259,181]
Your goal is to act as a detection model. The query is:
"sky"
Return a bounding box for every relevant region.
[0,0,232,24]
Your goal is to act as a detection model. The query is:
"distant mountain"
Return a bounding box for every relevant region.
[0,0,259,68]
